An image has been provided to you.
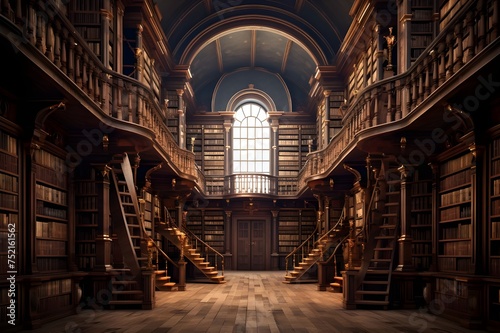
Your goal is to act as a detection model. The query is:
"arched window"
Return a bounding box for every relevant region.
[232,103,270,174]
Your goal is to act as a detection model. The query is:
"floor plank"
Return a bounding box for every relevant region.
[23,271,488,333]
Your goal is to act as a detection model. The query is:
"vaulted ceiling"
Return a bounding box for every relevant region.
[156,0,354,113]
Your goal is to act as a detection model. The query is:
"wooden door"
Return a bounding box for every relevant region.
[237,220,266,270]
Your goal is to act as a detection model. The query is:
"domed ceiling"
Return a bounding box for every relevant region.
[155,0,354,113]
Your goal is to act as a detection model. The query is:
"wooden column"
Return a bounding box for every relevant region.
[396,165,414,271]
[94,165,112,272]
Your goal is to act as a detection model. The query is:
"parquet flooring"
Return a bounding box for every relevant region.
[25,271,488,333]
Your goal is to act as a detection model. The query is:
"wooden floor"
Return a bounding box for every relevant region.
[25,271,488,333]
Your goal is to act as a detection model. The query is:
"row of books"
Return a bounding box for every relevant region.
[440,205,471,221]
[441,223,470,239]
[39,278,72,298]
[0,172,17,193]
[0,212,17,229]
[441,169,471,190]
[411,212,431,225]
[36,184,67,206]
[204,235,224,241]
[492,179,500,196]
[0,151,17,174]
[411,196,431,210]
[411,228,431,241]
[0,192,17,210]
[440,187,471,206]
[36,221,67,239]
[76,242,96,255]
[492,221,500,239]
[77,256,96,270]
[75,228,97,240]
[35,164,67,189]
[490,258,500,276]
[491,200,500,216]
[279,234,300,241]
[410,180,431,195]
[0,130,17,155]
[492,160,500,177]
[34,149,65,172]
[440,154,470,175]
[75,180,97,195]
[412,256,431,270]
[76,196,97,210]
[36,200,67,219]
[36,239,67,256]
[438,257,471,272]
[412,241,431,254]
[37,257,67,271]
[439,240,471,255]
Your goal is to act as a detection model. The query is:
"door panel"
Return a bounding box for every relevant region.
[237,219,266,270]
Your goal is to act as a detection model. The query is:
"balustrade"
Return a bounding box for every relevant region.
[298,0,498,185]
[1,0,497,194]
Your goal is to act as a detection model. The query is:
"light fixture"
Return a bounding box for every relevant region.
[102,134,109,150]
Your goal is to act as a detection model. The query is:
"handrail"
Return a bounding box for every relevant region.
[137,198,179,271]
[314,208,346,247]
[284,217,320,276]
[164,207,224,277]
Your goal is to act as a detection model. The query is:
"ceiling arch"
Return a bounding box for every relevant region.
[155,0,354,113]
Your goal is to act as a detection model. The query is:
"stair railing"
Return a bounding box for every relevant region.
[164,207,224,277]
[137,198,179,275]
[284,222,320,276]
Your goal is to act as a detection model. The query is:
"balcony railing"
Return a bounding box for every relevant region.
[2,0,497,195]
[1,0,197,180]
[224,174,278,196]
[299,0,498,185]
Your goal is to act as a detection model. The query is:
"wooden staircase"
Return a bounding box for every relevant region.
[284,211,346,283]
[354,163,400,309]
[156,220,225,284]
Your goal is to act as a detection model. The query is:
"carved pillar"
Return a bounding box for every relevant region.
[323,91,330,148]
[101,0,112,69]
[135,24,143,82]
[224,121,232,175]
[224,210,232,254]
[396,165,414,271]
[177,89,185,149]
[94,165,113,272]
[271,210,280,270]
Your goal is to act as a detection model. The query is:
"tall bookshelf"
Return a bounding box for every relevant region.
[203,210,225,252]
[166,90,180,141]
[410,175,432,271]
[410,0,434,65]
[278,209,300,254]
[203,124,225,195]
[186,124,203,166]
[300,124,316,167]
[34,148,69,273]
[489,137,500,276]
[69,1,104,62]
[278,125,300,177]
[437,152,473,273]
[75,168,98,271]
[0,128,19,328]
[328,91,344,140]
[300,209,316,243]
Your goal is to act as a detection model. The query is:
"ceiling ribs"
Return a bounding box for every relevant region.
[294,0,304,13]
[250,30,256,68]
[281,40,292,74]
[215,39,224,73]
[203,0,212,13]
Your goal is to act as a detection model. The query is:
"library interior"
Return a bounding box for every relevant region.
[0,0,499,331]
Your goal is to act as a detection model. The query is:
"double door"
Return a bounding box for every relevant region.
[237,220,266,270]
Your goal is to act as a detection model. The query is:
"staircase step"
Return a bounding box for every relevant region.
[156,276,172,281]
[354,300,389,306]
[375,236,394,240]
[362,280,390,285]
[381,213,398,217]
[112,290,143,295]
[356,290,388,295]
[366,269,390,274]
[108,300,143,305]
